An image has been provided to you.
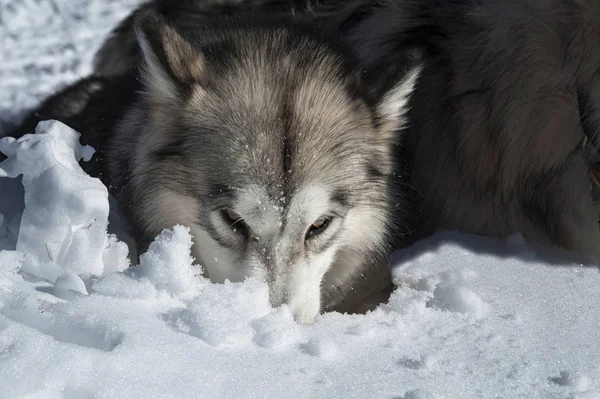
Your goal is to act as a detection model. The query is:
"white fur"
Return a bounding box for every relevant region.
[341,205,387,251]
[323,205,388,287]
[277,185,337,323]
[286,246,340,324]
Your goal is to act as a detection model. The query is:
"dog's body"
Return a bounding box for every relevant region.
[354,0,600,260]
[90,0,600,261]
[9,7,421,322]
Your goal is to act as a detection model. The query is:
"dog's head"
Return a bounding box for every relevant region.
[128,10,421,323]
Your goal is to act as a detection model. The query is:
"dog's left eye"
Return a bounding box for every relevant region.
[220,209,249,239]
[305,216,332,240]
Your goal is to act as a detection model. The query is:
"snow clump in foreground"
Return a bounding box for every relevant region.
[0,120,129,288]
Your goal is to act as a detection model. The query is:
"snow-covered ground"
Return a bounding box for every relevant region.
[1,1,600,398]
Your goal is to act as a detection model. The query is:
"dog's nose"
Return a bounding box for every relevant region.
[288,291,320,324]
[292,308,318,324]
[268,284,319,324]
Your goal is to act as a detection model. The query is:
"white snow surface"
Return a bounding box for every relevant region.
[1,2,600,398]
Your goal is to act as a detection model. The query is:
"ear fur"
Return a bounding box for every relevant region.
[134,9,205,101]
[375,63,422,139]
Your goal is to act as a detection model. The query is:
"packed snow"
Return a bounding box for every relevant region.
[1,1,600,398]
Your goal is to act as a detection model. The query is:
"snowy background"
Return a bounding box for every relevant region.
[1,1,600,398]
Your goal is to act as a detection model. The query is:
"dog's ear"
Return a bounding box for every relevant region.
[374,62,422,140]
[365,50,422,175]
[134,9,205,101]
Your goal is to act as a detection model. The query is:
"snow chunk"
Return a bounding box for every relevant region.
[54,272,88,296]
[388,291,429,318]
[102,234,130,274]
[428,283,487,316]
[427,268,487,316]
[137,225,203,297]
[251,305,300,349]
[0,120,129,280]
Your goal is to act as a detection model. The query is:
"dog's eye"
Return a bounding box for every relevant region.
[220,209,249,238]
[305,216,332,240]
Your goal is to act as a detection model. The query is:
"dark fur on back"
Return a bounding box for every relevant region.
[366,0,600,258]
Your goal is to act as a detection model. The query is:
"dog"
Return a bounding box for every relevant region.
[8,5,422,322]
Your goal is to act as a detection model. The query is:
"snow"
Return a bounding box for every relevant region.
[1,1,600,398]
[0,120,128,281]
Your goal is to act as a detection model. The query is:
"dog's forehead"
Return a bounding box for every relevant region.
[202,70,372,173]
[183,45,377,211]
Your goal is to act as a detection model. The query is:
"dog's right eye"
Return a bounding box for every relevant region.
[305,216,332,240]
[220,209,249,238]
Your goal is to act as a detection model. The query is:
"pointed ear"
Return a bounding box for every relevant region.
[134,9,205,101]
[375,64,421,138]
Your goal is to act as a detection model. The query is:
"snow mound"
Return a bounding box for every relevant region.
[137,225,203,298]
[0,120,129,285]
